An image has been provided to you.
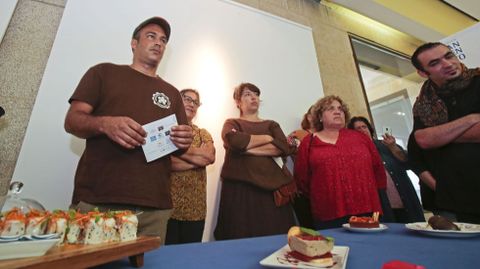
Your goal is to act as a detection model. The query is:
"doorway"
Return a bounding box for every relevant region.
[350,37,424,200]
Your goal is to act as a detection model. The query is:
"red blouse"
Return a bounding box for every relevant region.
[294,128,386,221]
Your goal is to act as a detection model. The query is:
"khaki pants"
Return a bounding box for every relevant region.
[73,201,172,245]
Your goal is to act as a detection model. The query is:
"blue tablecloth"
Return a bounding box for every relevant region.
[98,223,480,269]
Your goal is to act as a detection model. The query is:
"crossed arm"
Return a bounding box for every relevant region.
[415,113,480,149]
[171,141,215,171]
[222,119,293,157]
[244,134,282,156]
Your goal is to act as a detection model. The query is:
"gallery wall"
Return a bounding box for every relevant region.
[12,0,323,240]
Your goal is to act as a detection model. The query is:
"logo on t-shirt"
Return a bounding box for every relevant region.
[152,92,171,109]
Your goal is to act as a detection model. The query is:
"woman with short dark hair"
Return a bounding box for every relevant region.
[348,116,424,223]
[214,83,296,240]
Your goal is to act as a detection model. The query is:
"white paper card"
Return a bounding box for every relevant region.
[272,156,283,168]
[141,114,178,162]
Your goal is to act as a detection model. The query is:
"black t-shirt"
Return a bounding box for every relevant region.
[407,133,437,211]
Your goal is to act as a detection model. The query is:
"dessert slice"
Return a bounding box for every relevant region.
[102,215,119,243]
[0,208,26,237]
[25,209,49,236]
[65,210,87,244]
[115,211,138,242]
[428,215,460,231]
[287,226,335,266]
[46,210,68,244]
[83,210,106,245]
[349,212,380,228]
[46,210,67,234]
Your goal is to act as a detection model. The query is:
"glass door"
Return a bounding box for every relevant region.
[350,37,425,200]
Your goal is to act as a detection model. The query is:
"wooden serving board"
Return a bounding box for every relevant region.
[0,236,161,269]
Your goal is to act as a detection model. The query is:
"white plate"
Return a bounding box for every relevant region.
[0,233,59,242]
[260,245,349,269]
[0,235,22,243]
[342,223,388,233]
[32,233,60,240]
[405,222,480,238]
[0,238,60,260]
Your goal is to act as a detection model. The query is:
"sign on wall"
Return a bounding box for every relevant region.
[441,22,480,67]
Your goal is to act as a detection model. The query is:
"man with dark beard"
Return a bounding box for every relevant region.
[411,42,480,224]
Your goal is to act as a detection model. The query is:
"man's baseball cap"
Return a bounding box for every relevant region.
[132,17,171,41]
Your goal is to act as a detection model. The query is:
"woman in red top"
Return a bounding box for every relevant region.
[294,95,386,229]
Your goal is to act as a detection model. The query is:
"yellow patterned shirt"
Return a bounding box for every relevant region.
[170,124,213,221]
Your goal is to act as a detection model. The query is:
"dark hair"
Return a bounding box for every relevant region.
[347,116,374,138]
[300,105,314,130]
[411,42,448,71]
[233,82,261,102]
[180,88,201,105]
[311,95,351,131]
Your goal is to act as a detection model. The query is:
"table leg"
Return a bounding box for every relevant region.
[129,253,144,268]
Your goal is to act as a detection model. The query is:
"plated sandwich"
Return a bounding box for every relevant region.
[0,208,26,237]
[287,226,335,266]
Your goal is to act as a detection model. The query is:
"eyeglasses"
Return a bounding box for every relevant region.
[182,95,201,107]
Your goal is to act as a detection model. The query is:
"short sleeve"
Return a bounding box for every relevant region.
[200,128,214,144]
[69,65,103,108]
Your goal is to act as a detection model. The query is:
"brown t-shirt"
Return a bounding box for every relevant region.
[220,119,295,190]
[69,63,188,209]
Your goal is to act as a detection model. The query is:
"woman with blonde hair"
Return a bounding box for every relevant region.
[288,105,316,148]
[294,95,386,229]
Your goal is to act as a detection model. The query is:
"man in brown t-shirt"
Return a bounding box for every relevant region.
[64,17,193,244]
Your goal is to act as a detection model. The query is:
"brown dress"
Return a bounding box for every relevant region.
[214,119,296,240]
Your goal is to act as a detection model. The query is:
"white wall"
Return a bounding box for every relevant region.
[0,0,17,42]
[12,0,323,241]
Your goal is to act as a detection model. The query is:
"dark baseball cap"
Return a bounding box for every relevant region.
[132,17,171,41]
